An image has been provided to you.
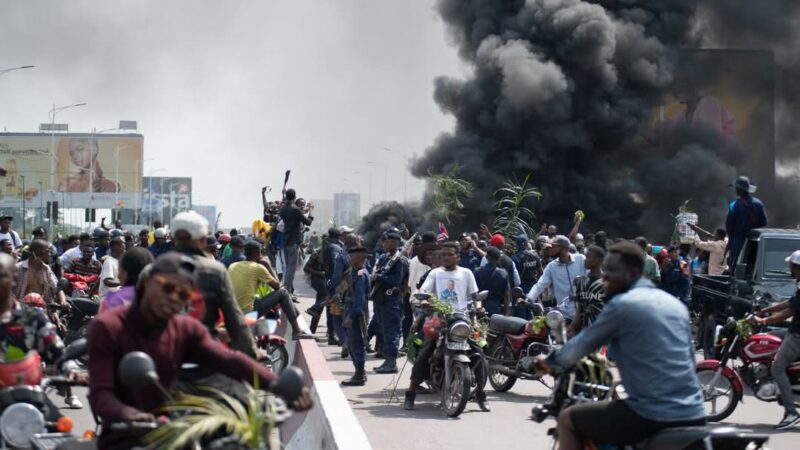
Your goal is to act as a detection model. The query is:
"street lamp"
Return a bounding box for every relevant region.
[48,102,86,237]
[135,158,155,225]
[18,175,25,238]
[37,181,43,224]
[0,65,34,77]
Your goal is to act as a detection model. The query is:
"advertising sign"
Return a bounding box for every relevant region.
[141,176,192,225]
[192,205,218,231]
[0,133,143,208]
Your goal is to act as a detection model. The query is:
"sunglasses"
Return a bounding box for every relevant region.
[153,275,192,302]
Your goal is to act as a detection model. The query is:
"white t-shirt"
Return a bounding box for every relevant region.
[99,255,120,297]
[420,266,478,312]
[0,230,22,249]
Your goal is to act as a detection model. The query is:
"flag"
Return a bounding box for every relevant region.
[437,222,449,241]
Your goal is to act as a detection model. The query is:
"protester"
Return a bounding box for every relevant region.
[660,245,690,304]
[88,253,313,449]
[217,233,232,259]
[170,211,258,358]
[137,229,149,247]
[0,239,16,259]
[634,237,661,284]
[458,232,483,271]
[691,225,728,276]
[94,228,111,260]
[476,246,510,316]
[99,237,125,296]
[0,215,22,249]
[279,188,314,294]
[65,242,103,278]
[221,236,246,268]
[100,247,153,312]
[60,233,95,267]
[726,175,767,268]
[567,245,606,336]
[148,227,173,257]
[206,235,221,259]
[524,235,586,321]
[15,239,66,308]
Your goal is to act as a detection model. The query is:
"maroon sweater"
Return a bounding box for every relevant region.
[88,300,276,445]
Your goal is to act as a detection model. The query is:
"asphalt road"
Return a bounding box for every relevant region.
[50,278,799,449]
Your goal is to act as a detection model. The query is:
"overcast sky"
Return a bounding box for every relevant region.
[0,1,464,227]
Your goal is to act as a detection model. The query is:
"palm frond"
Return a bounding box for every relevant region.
[491,173,541,238]
[426,166,473,223]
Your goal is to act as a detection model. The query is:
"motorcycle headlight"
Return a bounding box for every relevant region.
[448,322,471,342]
[545,310,564,330]
[0,402,46,448]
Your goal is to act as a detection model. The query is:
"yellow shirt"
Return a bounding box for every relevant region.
[227,261,275,312]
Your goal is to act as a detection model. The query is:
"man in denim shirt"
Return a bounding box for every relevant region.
[537,242,705,448]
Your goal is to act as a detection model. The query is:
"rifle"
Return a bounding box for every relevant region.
[369,251,402,300]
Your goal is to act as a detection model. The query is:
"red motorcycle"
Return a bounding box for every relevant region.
[485,289,555,392]
[696,315,800,421]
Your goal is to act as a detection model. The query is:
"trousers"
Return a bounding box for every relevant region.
[308,277,328,334]
[402,294,412,344]
[772,331,800,415]
[253,288,297,323]
[282,244,299,293]
[344,306,366,369]
[379,295,403,358]
[331,313,347,346]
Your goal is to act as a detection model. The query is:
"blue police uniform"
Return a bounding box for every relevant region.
[327,245,350,344]
[373,251,408,360]
[345,267,370,370]
[475,263,509,316]
[459,249,482,272]
[512,248,541,319]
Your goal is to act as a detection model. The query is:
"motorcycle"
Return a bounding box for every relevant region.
[55,279,99,346]
[0,339,89,450]
[408,291,489,417]
[102,351,307,450]
[245,310,289,374]
[532,311,771,450]
[486,287,556,392]
[696,314,797,422]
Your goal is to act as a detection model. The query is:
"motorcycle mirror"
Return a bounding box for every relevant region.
[475,290,489,302]
[62,338,88,362]
[511,287,525,300]
[270,366,305,403]
[545,310,565,343]
[118,351,160,389]
[413,293,431,301]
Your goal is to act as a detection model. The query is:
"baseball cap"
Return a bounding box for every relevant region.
[785,250,800,266]
[514,234,528,245]
[551,235,571,248]
[218,233,231,243]
[489,234,505,248]
[339,225,354,234]
[172,211,210,240]
[141,253,197,286]
[730,176,757,194]
[206,236,220,249]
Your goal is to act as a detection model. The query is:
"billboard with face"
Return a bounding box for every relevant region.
[0,133,143,208]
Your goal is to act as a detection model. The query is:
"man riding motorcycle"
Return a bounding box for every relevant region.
[88,253,313,449]
[749,249,800,430]
[535,242,705,449]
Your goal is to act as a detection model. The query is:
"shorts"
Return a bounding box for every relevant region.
[569,400,705,446]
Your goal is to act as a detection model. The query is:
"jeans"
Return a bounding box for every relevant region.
[254,288,298,323]
[282,244,299,293]
[772,331,800,415]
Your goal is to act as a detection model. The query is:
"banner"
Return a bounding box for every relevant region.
[141,176,192,225]
[0,133,143,208]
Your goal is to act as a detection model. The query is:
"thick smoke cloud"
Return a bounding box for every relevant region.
[386,0,800,240]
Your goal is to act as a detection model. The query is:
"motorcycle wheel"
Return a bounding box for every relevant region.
[266,343,289,374]
[488,341,517,392]
[696,367,738,422]
[443,361,473,417]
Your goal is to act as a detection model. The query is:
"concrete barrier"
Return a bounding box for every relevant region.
[276,314,372,450]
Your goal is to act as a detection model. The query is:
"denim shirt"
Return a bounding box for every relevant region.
[547,278,705,422]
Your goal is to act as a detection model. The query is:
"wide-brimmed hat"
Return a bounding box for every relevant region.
[730,176,757,194]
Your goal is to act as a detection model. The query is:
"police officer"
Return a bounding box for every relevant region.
[372,232,408,374]
[341,246,371,386]
[476,247,510,316]
[512,234,543,319]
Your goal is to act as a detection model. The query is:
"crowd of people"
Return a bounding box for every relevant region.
[0,172,792,449]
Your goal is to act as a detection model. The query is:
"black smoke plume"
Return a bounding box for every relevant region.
[357,201,422,249]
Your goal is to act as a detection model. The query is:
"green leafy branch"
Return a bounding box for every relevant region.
[427,166,473,224]
[492,174,541,238]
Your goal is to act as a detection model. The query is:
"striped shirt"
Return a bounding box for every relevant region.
[66,258,102,277]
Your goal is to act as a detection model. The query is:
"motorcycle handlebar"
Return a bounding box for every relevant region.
[109,421,160,432]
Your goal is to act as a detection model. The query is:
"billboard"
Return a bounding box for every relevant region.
[334,193,360,227]
[141,176,192,226]
[192,205,218,231]
[0,133,143,208]
[652,49,775,187]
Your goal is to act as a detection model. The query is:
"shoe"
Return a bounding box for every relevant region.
[305,307,322,319]
[374,358,398,374]
[404,391,416,410]
[341,369,367,386]
[65,395,84,409]
[365,345,376,354]
[292,332,316,340]
[341,347,350,359]
[327,336,340,346]
[776,412,800,430]
[476,392,491,412]
[375,352,384,359]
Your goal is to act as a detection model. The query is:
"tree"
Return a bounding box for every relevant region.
[427,166,473,224]
[492,174,541,238]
